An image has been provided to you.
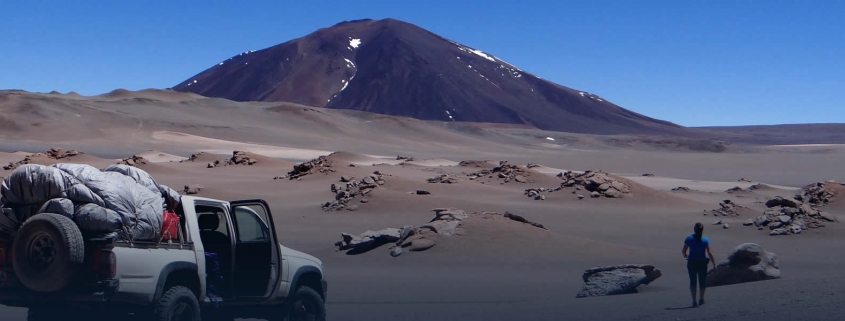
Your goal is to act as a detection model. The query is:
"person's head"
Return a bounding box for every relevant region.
[693,222,704,241]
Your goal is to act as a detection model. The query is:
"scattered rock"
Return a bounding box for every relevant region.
[503,211,546,229]
[404,238,436,252]
[432,208,469,221]
[458,160,488,168]
[738,178,753,182]
[708,199,752,217]
[770,228,789,236]
[819,212,837,222]
[415,190,431,195]
[526,162,540,168]
[641,173,655,177]
[726,186,745,194]
[590,192,601,198]
[576,265,662,298]
[671,186,692,192]
[288,155,334,179]
[747,183,768,191]
[183,184,203,195]
[577,194,585,200]
[389,246,403,257]
[346,205,359,211]
[273,175,286,180]
[207,163,215,168]
[468,161,533,184]
[753,216,770,227]
[340,176,354,183]
[335,228,402,254]
[713,220,722,225]
[765,197,799,208]
[360,199,369,203]
[119,155,148,166]
[707,243,779,287]
[396,155,415,162]
[427,174,458,184]
[723,223,729,229]
[743,219,754,226]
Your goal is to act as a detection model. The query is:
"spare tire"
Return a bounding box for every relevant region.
[12,213,85,292]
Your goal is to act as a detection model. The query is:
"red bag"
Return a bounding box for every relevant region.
[161,210,179,241]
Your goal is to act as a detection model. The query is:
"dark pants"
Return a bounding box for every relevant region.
[687,259,708,289]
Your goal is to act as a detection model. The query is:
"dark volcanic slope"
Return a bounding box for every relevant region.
[173,18,683,135]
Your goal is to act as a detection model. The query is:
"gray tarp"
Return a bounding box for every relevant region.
[38,198,75,219]
[102,164,181,211]
[1,163,171,241]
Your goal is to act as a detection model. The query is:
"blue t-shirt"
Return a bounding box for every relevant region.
[685,234,710,260]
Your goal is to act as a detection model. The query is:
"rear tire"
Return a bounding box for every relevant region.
[13,213,85,292]
[281,286,326,321]
[154,286,200,321]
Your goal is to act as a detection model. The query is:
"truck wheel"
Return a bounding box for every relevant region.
[283,286,326,321]
[13,213,85,292]
[154,286,200,321]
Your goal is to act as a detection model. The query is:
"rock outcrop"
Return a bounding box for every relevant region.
[752,195,838,235]
[322,172,386,211]
[288,155,334,180]
[226,151,258,166]
[3,148,83,170]
[576,265,662,298]
[335,208,546,256]
[559,170,631,198]
[797,182,841,208]
[706,243,780,287]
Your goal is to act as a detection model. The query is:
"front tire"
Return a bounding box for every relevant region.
[154,286,200,321]
[283,286,326,321]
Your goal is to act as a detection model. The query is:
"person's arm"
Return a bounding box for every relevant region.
[682,244,689,259]
[706,245,716,266]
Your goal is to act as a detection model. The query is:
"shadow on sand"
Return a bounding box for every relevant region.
[665,304,698,311]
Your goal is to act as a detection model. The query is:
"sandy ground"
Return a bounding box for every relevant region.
[1,90,845,320]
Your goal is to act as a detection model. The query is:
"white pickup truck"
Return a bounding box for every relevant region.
[0,196,327,321]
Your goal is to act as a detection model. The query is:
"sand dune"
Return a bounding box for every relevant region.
[135,150,187,162]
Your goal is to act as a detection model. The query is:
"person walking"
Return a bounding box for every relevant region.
[682,222,715,307]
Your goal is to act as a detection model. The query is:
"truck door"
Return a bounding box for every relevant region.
[229,200,280,298]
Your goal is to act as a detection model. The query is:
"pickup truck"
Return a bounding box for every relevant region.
[0,196,327,321]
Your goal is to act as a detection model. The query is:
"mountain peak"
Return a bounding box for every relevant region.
[172,19,681,135]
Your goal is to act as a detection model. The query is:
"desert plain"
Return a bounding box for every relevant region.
[1,89,844,321]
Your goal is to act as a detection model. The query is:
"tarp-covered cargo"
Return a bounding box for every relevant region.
[0,163,182,241]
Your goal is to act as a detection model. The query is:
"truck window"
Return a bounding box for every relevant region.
[195,205,231,238]
[233,206,270,243]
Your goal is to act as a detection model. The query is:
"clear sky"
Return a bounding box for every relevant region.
[2,1,843,127]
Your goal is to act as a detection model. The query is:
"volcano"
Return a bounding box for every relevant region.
[172,18,682,135]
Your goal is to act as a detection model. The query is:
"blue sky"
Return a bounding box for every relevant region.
[1,1,843,127]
